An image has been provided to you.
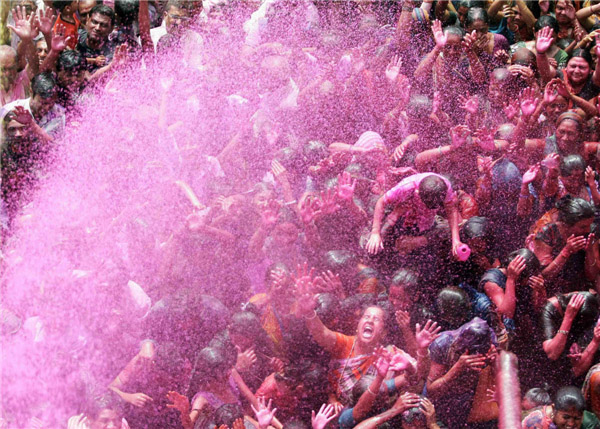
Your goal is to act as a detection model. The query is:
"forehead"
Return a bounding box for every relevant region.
[569,57,589,67]
[89,13,112,25]
[6,119,26,130]
[362,307,384,317]
[167,5,187,15]
[0,51,17,67]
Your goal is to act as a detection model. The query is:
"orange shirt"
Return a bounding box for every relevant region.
[53,13,80,50]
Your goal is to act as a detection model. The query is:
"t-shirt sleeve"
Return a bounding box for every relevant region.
[383,181,414,205]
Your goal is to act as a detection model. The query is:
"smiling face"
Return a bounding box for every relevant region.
[566,57,591,86]
[356,307,386,347]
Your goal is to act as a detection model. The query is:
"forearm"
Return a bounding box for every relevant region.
[40,48,60,73]
[543,318,575,360]
[305,312,337,352]
[353,408,402,429]
[574,338,600,377]
[427,365,461,397]
[497,278,517,318]
[414,47,441,81]
[138,0,153,57]
[536,53,555,84]
[466,52,486,84]
[18,39,38,76]
[445,201,460,245]
[29,121,54,142]
[487,0,507,20]
[569,93,598,117]
[517,183,532,217]
[515,0,536,29]
[371,197,386,235]
[542,170,559,197]
[352,375,385,421]
[248,226,271,260]
[541,249,570,279]
[415,349,431,384]
[475,176,492,206]
[414,145,452,170]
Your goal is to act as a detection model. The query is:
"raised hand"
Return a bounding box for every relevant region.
[67,414,89,429]
[314,270,343,294]
[543,81,558,105]
[450,125,471,148]
[271,159,287,178]
[35,7,55,37]
[337,171,357,201]
[251,397,278,429]
[269,357,285,373]
[236,347,257,372]
[506,255,527,280]
[388,350,412,372]
[456,352,486,373]
[311,403,338,429]
[366,232,384,255]
[293,263,318,317]
[8,6,36,41]
[261,199,280,228]
[459,94,479,115]
[319,188,340,215]
[564,234,587,256]
[385,54,403,84]
[473,128,495,152]
[232,418,245,429]
[299,195,320,225]
[393,392,421,413]
[503,99,519,121]
[415,320,441,350]
[494,49,509,64]
[541,152,560,171]
[528,275,545,295]
[395,310,410,329]
[565,293,586,321]
[420,397,437,424]
[432,20,447,49]
[166,391,190,415]
[374,346,392,377]
[12,106,33,126]
[393,144,406,162]
[462,30,479,53]
[51,23,71,52]
[553,79,571,99]
[586,166,597,188]
[112,43,129,67]
[536,26,554,54]
[125,392,154,408]
[522,164,541,185]
[520,87,540,118]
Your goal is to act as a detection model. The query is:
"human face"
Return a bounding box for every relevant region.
[357,307,386,346]
[468,19,489,42]
[30,93,57,119]
[86,12,113,43]
[545,96,568,122]
[457,6,468,26]
[555,0,573,25]
[556,120,580,152]
[553,407,583,429]
[58,67,86,92]
[566,57,591,85]
[5,119,31,152]
[569,218,593,237]
[0,52,18,91]
[35,39,48,66]
[389,285,411,311]
[561,168,584,194]
[78,0,97,26]
[91,409,120,429]
[165,6,190,35]
[443,34,463,62]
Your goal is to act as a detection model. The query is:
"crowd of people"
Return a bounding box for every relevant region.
[7,0,600,428]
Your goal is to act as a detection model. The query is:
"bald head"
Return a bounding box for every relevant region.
[0,45,17,62]
[0,46,19,91]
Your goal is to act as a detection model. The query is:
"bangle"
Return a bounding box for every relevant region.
[558,329,569,336]
[367,386,378,396]
[305,310,317,320]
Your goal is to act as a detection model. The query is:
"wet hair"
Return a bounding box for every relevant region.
[57,49,85,73]
[406,94,433,123]
[31,72,57,98]
[52,0,76,12]
[444,25,466,38]
[401,402,427,425]
[418,175,448,209]
[569,49,593,68]
[85,391,123,420]
[524,386,552,407]
[535,15,559,34]
[466,8,488,27]
[114,0,139,27]
[452,318,493,356]
[390,268,419,295]
[229,311,266,339]
[322,250,357,291]
[191,346,231,390]
[437,287,471,325]
[560,154,586,177]
[555,386,586,412]
[213,403,244,428]
[555,196,594,226]
[89,4,116,26]
[502,249,541,280]
[460,216,493,246]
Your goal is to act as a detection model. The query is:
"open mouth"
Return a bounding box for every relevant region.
[362,324,374,339]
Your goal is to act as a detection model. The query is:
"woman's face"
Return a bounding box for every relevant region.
[553,407,583,429]
[545,95,568,122]
[566,57,591,85]
[561,168,584,193]
[468,19,489,42]
[389,284,412,311]
[568,218,593,237]
[556,119,581,151]
[443,34,463,62]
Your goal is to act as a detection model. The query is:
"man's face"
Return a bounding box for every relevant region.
[356,307,386,346]
[78,0,97,26]
[58,68,86,93]
[86,12,113,43]
[164,6,190,35]
[36,39,48,66]
[91,409,120,429]
[30,93,57,119]
[553,407,583,429]
[5,119,31,151]
[0,52,18,91]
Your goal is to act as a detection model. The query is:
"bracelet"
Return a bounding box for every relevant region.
[305,310,317,320]
[558,329,569,336]
[367,386,378,396]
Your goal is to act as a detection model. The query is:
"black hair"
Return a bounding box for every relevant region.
[419,175,448,209]
[213,403,244,428]
[452,318,493,356]
[390,268,419,295]
[460,216,493,246]
[557,292,599,334]
[524,386,552,407]
[401,403,426,425]
[114,0,139,27]
[31,72,57,98]
[570,49,593,67]
[57,49,85,72]
[322,250,357,291]
[406,94,433,122]
[89,4,115,26]
[502,248,541,281]
[230,311,266,339]
[535,15,559,34]
[315,293,341,328]
[557,38,574,51]
[285,420,310,429]
[52,0,76,12]
[437,287,471,326]
[555,196,594,226]
[560,154,586,177]
[466,7,488,27]
[554,386,586,412]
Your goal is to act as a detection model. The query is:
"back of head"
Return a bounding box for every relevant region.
[315,293,341,328]
[31,72,57,98]
[554,386,586,412]
[212,403,244,428]
[390,268,419,294]
[502,248,540,280]
[466,7,488,26]
[523,387,552,409]
[460,216,492,244]
[419,175,448,209]
[556,196,594,226]
[560,154,586,177]
[114,0,139,27]
[454,317,492,355]
[52,0,75,12]
[57,49,85,73]
[535,15,559,33]
[437,287,471,328]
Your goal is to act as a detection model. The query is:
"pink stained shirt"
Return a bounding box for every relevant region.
[383,173,456,232]
[1,69,29,108]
